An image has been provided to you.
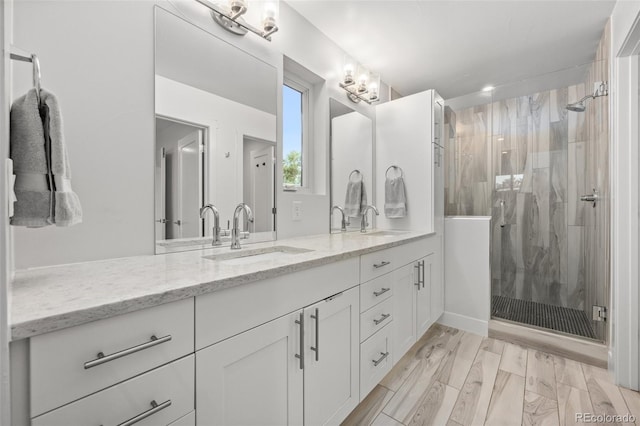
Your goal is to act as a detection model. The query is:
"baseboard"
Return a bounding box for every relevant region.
[489,319,608,368]
[438,312,488,337]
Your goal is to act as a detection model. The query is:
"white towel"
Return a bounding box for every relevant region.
[384,176,407,218]
[344,179,367,218]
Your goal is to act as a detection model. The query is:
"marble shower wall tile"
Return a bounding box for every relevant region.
[568,142,586,226]
[568,226,585,310]
[568,84,587,143]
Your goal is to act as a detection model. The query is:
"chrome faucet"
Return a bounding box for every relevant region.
[200,204,221,246]
[231,203,254,250]
[331,205,348,232]
[360,205,379,233]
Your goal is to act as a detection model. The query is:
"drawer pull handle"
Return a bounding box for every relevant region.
[373,287,390,297]
[295,312,304,370]
[373,313,391,326]
[84,335,172,369]
[373,261,391,269]
[118,399,172,426]
[310,308,320,362]
[372,351,389,367]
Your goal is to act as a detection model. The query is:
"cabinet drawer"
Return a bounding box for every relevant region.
[30,298,194,416]
[196,258,358,350]
[360,247,396,282]
[360,323,393,399]
[360,298,393,343]
[360,272,394,312]
[32,355,195,426]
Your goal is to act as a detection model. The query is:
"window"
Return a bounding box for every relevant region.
[283,76,311,190]
[283,83,304,188]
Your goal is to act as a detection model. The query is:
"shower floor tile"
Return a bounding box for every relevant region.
[491,295,597,339]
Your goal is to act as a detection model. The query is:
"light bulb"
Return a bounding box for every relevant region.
[343,57,355,85]
[262,1,278,32]
[357,73,368,93]
[369,82,379,101]
[229,0,246,16]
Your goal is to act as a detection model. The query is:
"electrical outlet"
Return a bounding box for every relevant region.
[292,201,303,221]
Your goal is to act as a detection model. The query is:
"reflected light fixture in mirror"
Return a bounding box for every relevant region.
[195,0,279,41]
[339,56,380,104]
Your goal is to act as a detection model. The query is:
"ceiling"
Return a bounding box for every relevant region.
[287,0,616,99]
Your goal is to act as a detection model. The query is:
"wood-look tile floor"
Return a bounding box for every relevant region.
[342,324,640,426]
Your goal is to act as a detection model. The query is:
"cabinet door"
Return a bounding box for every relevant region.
[196,311,303,426]
[430,245,444,321]
[392,262,417,359]
[416,255,433,337]
[304,287,359,426]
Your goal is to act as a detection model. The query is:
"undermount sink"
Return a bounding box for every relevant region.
[203,246,313,265]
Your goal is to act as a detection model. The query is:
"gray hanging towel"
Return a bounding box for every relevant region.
[41,88,82,227]
[10,88,82,227]
[384,176,407,218]
[10,89,52,227]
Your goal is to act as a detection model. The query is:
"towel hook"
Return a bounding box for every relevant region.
[9,50,42,105]
[349,169,362,182]
[31,54,42,105]
[385,165,404,179]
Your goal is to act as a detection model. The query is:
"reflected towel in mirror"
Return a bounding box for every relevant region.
[344,179,367,218]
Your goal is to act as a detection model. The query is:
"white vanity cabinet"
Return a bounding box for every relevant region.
[196,286,360,426]
[28,298,195,420]
[393,253,441,360]
[32,355,194,426]
[392,262,419,357]
[196,310,304,425]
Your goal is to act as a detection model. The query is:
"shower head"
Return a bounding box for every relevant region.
[566,101,587,112]
[565,81,609,113]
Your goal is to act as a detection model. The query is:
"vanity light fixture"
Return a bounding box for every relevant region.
[340,56,381,104]
[195,0,279,41]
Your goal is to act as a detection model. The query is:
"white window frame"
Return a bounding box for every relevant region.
[283,74,314,193]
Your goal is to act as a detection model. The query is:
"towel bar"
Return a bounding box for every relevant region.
[385,165,404,179]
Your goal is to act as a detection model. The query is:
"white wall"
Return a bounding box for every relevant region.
[610,1,640,390]
[156,76,275,228]
[330,112,373,231]
[441,217,491,336]
[9,0,380,268]
[11,1,155,268]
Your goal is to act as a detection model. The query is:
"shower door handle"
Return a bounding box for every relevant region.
[580,189,598,208]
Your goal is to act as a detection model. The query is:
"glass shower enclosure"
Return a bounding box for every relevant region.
[444,57,610,342]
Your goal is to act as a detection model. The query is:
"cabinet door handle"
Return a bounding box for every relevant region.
[295,312,304,370]
[420,260,426,288]
[414,263,421,290]
[310,308,319,362]
[372,351,389,367]
[373,261,391,269]
[373,313,391,326]
[117,399,172,426]
[84,335,172,369]
[373,287,390,297]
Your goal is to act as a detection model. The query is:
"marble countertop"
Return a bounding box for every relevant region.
[11,230,432,340]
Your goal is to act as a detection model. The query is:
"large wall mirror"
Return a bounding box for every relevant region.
[329,98,373,232]
[155,8,277,253]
